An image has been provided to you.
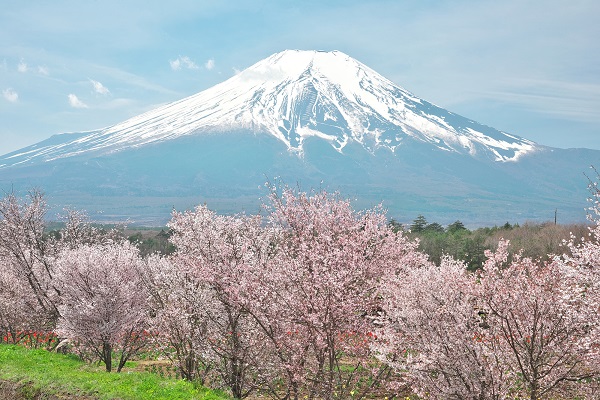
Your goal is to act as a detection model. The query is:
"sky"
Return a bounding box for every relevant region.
[1,0,599,155]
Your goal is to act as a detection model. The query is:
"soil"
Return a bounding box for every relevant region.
[0,380,97,400]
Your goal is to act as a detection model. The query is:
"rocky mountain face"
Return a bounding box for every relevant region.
[0,50,596,226]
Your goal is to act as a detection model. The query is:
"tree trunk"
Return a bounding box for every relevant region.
[102,342,112,372]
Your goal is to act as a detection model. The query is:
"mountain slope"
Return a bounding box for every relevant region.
[0,50,596,226]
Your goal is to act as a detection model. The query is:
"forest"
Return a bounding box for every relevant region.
[1,185,600,400]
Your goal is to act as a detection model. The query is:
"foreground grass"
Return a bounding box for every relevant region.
[0,344,230,400]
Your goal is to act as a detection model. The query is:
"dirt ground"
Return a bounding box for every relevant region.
[0,379,97,400]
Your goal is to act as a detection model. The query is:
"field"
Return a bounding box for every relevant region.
[0,344,229,400]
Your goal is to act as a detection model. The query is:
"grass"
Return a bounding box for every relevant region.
[0,344,230,400]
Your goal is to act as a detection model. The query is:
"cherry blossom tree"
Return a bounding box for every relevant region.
[53,241,149,372]
[377,256,510,400]
[378,235,600,399]
[558,170,600,398]
[58,208,121,248]
[141,254,216,382]
[160,205,275,398]
[243,188,427,400]
[0,190,60,329]
[479,240,600,399]
[0,254,47,344]
[0,191,120,342]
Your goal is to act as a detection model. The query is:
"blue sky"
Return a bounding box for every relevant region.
[1,0,599,155]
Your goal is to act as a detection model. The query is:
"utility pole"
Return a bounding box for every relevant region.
[555,208,557,225]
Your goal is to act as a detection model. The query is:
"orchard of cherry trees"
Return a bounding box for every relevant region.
[1,185,600,400]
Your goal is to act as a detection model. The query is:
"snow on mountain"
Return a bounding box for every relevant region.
[0,50,537,168]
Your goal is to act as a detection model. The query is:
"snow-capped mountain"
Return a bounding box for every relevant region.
[1,50,536,169]
[0,50,597,225]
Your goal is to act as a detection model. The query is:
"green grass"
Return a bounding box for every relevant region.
[0,344,230,400]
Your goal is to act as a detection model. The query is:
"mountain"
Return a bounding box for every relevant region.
[0,50,597,226]
[1,50,536,166]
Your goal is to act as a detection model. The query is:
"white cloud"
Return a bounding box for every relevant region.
[232,67,242,75]
[37,66,49,75]
[90,79,110,95]
[68,94,88,108]
[170,56,199,71]
[205,58,215,70]
[17,59,28,73]
[3,88,18,103]
[169,59,181,70]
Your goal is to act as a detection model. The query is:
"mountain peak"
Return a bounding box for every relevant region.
[0,49,537,168]
[251,49,358,76]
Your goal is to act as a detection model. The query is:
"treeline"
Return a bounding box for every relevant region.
[390,215,589,270]
[1,188,600,399]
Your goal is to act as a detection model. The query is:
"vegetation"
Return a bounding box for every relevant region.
[0,344,229,399]
[126,228,175,256]
[393,215,589,271]
[1,184,600,399]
